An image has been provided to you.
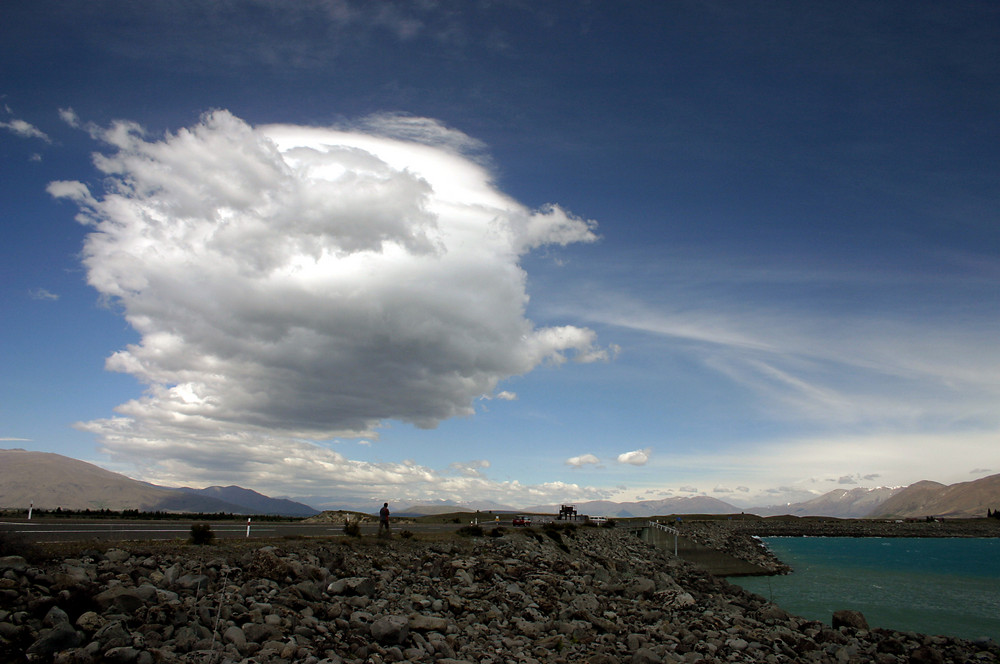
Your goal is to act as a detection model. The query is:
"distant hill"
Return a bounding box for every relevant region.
[750,486,905,518]
[0,449,316,516]
[524,496,740,518]
[869,474,1000,518]
[399,500,520,516]
[178,486,318,517]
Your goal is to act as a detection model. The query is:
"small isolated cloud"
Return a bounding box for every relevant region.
[566,453,600,468]
[50,110,610,498]
[449,459,490,477]
[713,486,733,494]
[862,473,881,481]
[0,118,50,142]
[678,485,698,493]
[736,486,750,493]
[29,288,59,301]
[617,447,651,466]
[838,475,857,485]
[970,468,992,475]
[495,391,517,401]
[59,107,81,128]
[0,437,32,442]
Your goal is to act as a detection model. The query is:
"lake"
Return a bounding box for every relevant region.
[729,537,1000,642]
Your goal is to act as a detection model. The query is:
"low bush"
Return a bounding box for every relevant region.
[456,524,484,537]
[343,520,361,537]
[188,523,215,545]
[519,527,543,544]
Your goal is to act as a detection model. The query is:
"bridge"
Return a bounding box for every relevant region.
[632,521,773,576]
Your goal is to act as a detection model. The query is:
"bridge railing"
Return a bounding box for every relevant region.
[646,520,680,555]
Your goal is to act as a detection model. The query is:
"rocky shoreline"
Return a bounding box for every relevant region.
[1,524,997,663]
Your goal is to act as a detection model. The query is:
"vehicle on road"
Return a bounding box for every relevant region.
[512,515,531,527]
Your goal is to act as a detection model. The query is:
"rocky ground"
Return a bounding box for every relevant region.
[1,523,997,663]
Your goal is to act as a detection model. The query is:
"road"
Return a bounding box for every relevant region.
[0,518,468,544]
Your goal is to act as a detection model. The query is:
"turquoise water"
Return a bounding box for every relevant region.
[730,537,1000,642]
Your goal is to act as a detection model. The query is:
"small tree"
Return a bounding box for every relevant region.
[343,519,361,537]
[189,523,215,545]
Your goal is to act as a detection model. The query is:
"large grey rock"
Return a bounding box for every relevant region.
[223,624,247,652]
[75,610,106,632]
[94,586,146,613]
[43,605,69,627]
[0,555,28,574]
[409,614,449,632]
[93,620,131,649]
[25,623,81,660]
[175,573,210,591]
[371,614,409,645]
[103,646,140,663]
[243,621,281,643]
[327,577,376,596]
[831,609,869,631]
[104,549,131,563]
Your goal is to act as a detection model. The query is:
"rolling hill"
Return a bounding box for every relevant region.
[0,449,317,516]
[750,486,905,518]
[869,474,1000,518]
[523,496,740,518]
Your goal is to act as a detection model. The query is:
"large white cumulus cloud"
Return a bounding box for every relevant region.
[51,110,608,502]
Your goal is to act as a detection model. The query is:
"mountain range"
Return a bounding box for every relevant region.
[0,449,317,516]
[2,448,998,519]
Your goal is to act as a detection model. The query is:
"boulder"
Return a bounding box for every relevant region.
[371,614,409,645]
[25,623,81,661]
[93,586,146,613]
[831,609,869,631]
[327,577,376,596]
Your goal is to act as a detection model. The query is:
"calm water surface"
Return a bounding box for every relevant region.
[730,537,1000,642]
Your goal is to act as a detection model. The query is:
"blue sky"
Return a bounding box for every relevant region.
[2,1,998,511]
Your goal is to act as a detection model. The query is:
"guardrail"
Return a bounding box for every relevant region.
[648,520,680,556]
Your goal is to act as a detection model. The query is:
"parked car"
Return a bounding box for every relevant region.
[512,515,531,527]
[589,516,608,525]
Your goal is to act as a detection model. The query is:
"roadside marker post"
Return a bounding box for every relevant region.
[28,502,33,520]
[246,517,251,538]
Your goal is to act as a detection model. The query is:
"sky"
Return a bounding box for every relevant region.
[2,1,999,512]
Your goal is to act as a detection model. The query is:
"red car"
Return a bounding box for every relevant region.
[512,515,531,527]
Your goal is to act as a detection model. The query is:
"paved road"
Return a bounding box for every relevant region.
[0,518,466,544]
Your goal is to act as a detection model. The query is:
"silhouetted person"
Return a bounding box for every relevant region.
[379,502,390,532]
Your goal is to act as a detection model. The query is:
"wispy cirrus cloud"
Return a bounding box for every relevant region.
[0,118,50,142]
[28,288,60,301]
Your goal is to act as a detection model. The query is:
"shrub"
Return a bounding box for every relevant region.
[343,520,361,537]
[456,524,484,537]
[399,529,414,539]
[189,523,215,545]
[488,526,506,538]
[520,527,543,544]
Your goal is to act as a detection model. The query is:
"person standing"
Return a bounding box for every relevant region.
[379,502,390,533]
